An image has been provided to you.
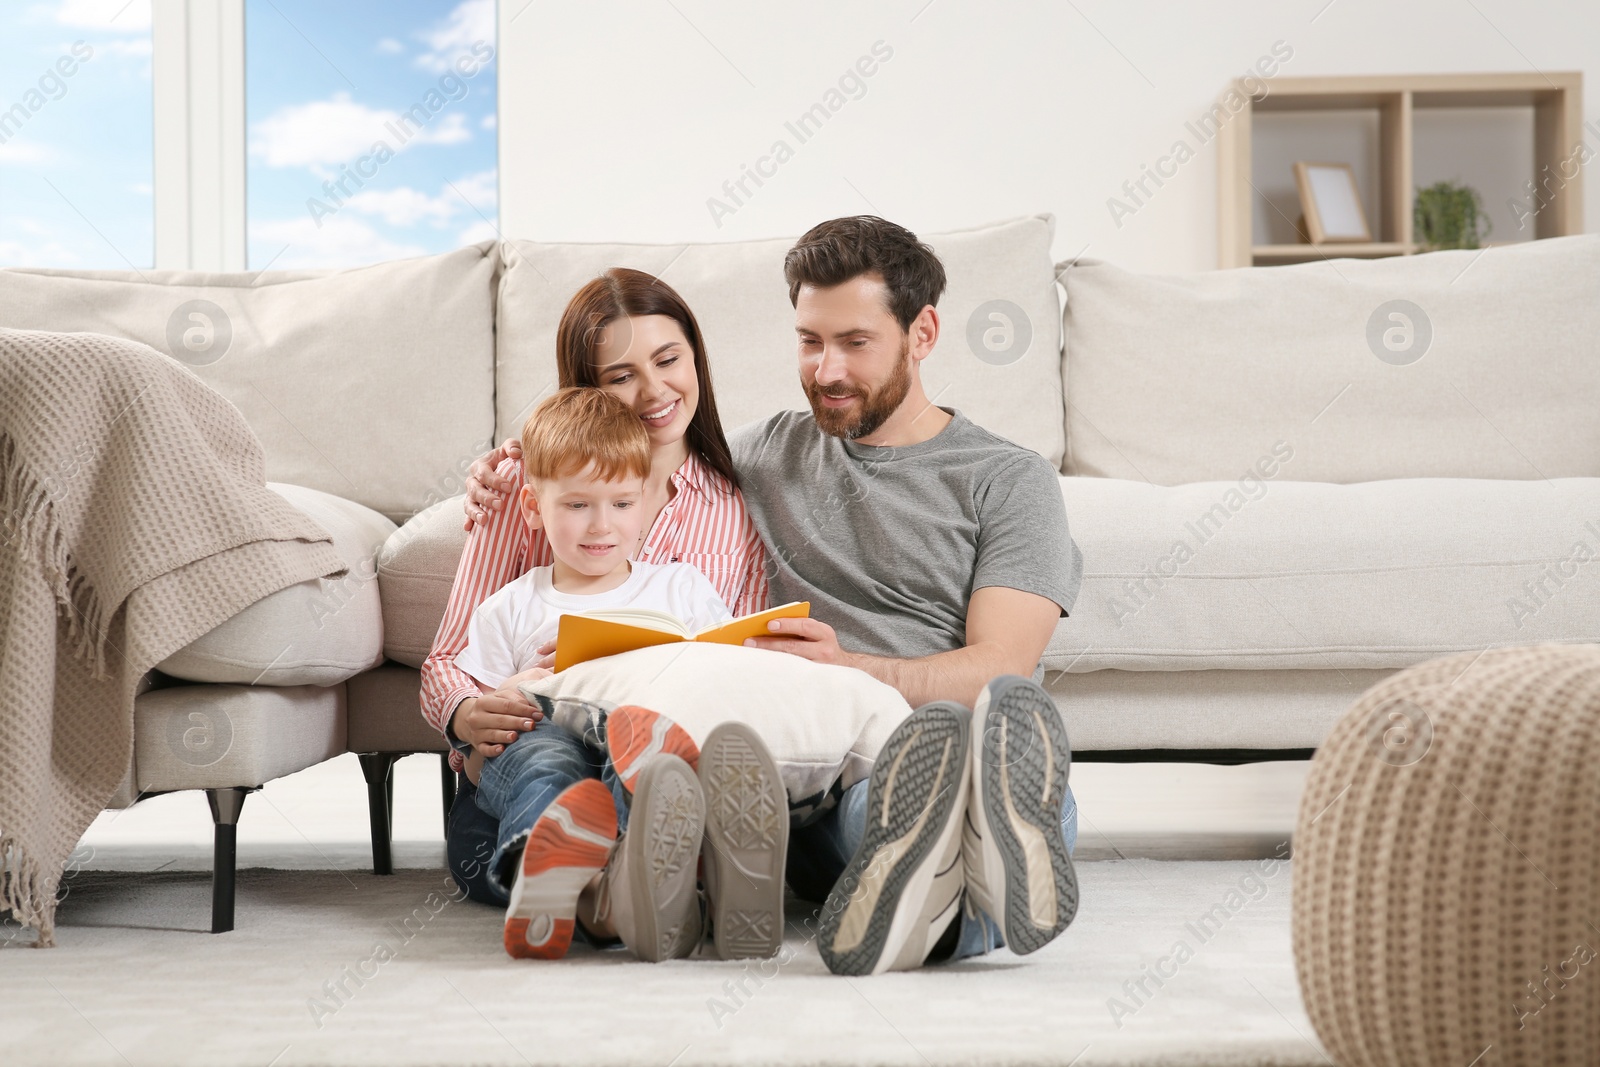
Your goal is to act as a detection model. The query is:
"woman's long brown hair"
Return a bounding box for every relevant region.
[554,268,739,492]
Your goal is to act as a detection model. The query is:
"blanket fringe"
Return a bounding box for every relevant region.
[0,432,114,680]
[0,834,58,947]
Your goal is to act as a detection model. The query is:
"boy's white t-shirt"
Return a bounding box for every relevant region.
[456,560,733,690]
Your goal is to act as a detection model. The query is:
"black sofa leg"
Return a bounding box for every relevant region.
[207,787,250,933]
[358,753,399,875]
[439,753,457,833]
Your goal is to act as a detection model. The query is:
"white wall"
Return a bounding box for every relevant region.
[496,0,1600,273]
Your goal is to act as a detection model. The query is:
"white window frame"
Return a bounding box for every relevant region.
[151,0,245,271]
[149,1,503,272]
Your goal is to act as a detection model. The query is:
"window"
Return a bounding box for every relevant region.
[0,1,154,269]
[245,0,498,269]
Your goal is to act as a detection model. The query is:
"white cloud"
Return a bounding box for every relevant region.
[0,237,81,267]
[480,114,496,129]
[414,0,494,73]
[248,215,427,270]
[448,169,498,212]
[343,187,457,228]
[0,139,58,166]
[338,170,497,229]
[458,219,499,245]
[98,38,152,56]
[52,0,151,32]
[376,37,404,55]
[129,182,152,196]
[249,92,471,169]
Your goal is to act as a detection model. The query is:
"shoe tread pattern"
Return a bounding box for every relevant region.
[980,682,1078,954]
[701,724,788,960]
[817,705,969,976]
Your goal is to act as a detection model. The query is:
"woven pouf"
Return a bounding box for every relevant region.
[1293,643,1600,1067]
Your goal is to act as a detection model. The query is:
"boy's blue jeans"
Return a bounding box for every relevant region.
[787,780,1079,962]
[453,719,629,902]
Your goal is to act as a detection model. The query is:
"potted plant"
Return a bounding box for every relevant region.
[1414,180,1492,251]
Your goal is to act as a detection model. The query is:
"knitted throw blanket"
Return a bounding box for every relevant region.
[0,329,347,945]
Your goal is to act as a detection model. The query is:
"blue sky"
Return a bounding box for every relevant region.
[0,1,154,269]
[0,1,496,271]
[246,0,498,268]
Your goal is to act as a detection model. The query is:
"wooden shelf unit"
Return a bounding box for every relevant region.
[1217,72,1584,268]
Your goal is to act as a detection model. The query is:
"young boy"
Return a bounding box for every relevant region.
[455,387,759,962]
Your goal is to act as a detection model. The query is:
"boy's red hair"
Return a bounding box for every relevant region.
[521,388,650,483]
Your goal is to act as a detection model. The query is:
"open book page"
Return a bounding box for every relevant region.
[554,602,810,672]
[568,608,693,637]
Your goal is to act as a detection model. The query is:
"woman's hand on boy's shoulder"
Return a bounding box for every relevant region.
[463,436,524,531]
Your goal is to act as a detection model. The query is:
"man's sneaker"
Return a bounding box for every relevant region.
[962,675,1078,955]
[592,753,705,961]
[503,779,618,960]
[816,703,971,976]
[698,722,788,960]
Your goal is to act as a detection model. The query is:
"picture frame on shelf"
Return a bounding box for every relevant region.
[1293,161,1372,243]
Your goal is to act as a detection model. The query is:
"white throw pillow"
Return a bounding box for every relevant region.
[519,643,913,815]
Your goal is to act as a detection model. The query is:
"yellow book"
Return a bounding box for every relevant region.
[553,601,812,672]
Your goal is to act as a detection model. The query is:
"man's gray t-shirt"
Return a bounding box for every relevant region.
[730,407,1083,673]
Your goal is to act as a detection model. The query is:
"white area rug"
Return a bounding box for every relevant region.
[3,858,1327,1066]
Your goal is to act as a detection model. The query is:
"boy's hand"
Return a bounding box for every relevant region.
[504,665,553,687]
[463,436,524,531]
[451,684,542,759]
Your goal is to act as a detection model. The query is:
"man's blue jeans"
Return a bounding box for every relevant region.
[787,779,1078,962]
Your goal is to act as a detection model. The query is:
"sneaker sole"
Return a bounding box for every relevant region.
[609,705,701,794]
[699,722,789,960]
[817,704,970,977]
[503,779,617,960]
[622,755,705,962]
[973,678,1078,955]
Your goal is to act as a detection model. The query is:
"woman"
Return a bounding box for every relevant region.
[420,268,769,907]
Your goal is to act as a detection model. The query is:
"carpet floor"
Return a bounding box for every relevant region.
[2,858,1328,1067]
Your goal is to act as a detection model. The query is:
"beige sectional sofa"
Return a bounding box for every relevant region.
[4,217,1596,931]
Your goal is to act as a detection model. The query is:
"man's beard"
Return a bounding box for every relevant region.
[804,340,913,441]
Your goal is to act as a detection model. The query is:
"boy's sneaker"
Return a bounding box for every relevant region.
[962,675,1078,955]
[698,722,788,960]
[606,705,701,793]
[503,779,618,960]
[529,691,700,799]
[592,753,705,961]
[816,702,971,976]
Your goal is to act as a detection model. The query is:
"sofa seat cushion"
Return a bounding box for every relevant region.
[157,484,394,686]
[133,682,346,792]
[1047,667,1396,752]
[347,664,448,754]
[376,495,469,668]
[1047,475,1600,672]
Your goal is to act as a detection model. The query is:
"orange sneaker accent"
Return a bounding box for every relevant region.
[503,779,617,960]
[608,705,700,790]
[505,916,576,959]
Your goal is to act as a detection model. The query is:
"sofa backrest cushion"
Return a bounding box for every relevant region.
[1058,234,1600,483]
[0,243,499,523]
[496,215,1065,466]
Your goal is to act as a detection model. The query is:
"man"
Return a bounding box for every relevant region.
[733,216,1083,974]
